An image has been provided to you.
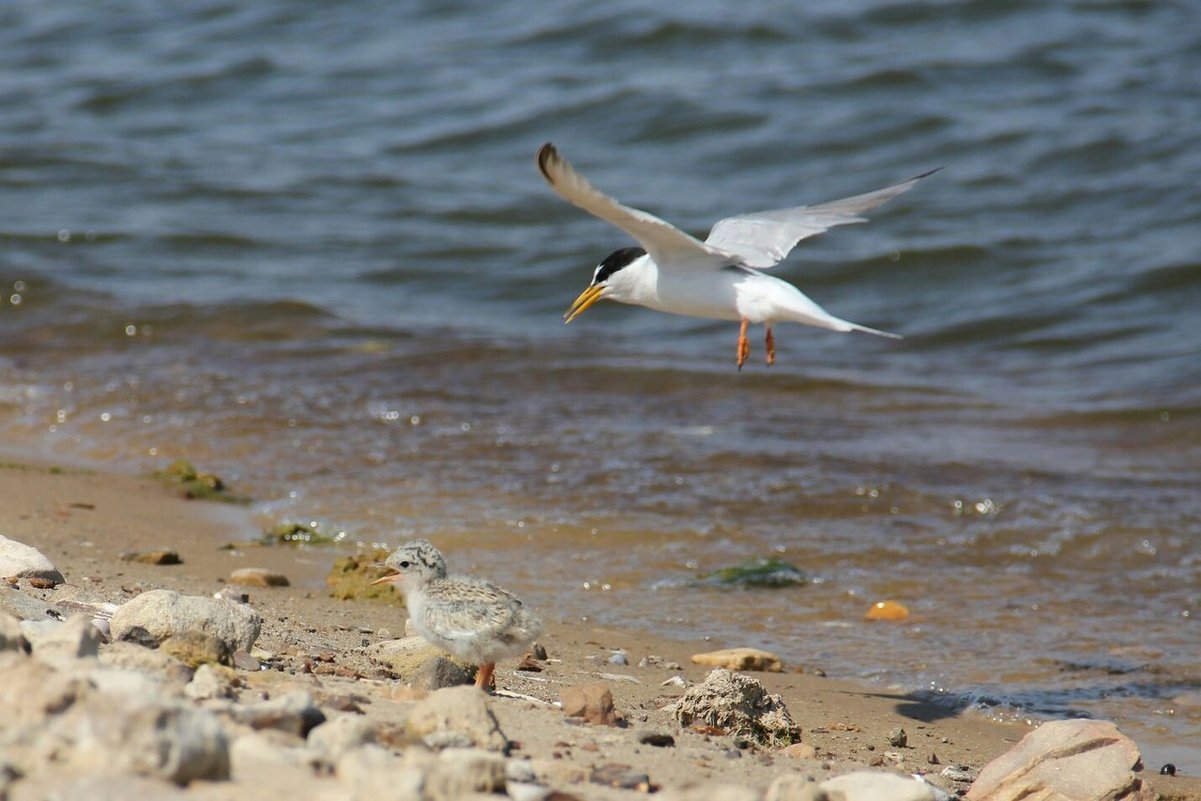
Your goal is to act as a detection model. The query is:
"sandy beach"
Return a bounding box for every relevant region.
[1,454,1194,800]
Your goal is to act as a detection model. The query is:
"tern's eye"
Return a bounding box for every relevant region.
[398,560,411,568]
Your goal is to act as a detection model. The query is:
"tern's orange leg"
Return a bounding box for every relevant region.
[474,661,496,692]
[737,319,750,371]
[765,326,775,366]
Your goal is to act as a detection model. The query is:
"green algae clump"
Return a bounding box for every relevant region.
[155,459,250,504]
[326,549,404,606]
[696,556,808,589]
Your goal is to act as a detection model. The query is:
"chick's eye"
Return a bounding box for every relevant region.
[398,560,411,569]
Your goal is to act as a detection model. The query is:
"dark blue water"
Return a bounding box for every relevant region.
[2,0,1200,764]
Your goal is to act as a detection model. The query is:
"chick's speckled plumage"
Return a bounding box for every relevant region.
[381,539,542,665]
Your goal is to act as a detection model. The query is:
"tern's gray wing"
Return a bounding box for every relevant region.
[537,143,737,269]
[704,169,940,269]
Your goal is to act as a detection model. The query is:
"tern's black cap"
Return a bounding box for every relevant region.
[594,246,646,285]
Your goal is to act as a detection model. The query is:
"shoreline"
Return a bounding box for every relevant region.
[0,456,1193,799]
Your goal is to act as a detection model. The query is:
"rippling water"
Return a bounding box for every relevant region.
[2,0,1200,764]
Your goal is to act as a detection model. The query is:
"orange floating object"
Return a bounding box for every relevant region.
[865,600,910,621]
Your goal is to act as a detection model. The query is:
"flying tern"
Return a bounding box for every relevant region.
[537,142,936,369]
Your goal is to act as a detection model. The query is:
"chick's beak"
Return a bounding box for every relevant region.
[563,284,605,324]
[369,568,399,586]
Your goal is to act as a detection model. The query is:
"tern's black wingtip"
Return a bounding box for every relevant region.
[536,142,557,181]
[913,166,944,181]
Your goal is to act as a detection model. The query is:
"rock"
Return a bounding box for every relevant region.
[0,587,64,623]
[99,640,193,682]
[0,535,65,585]
[430,748,507,796]
[765,773,830,801]
[672,668,800,747]
[233,650,262,671]
[965,719,1150,801]
[160,630,232,667]
[691,647,784,673]
[366,636,476,689]
[120,549,182,565]
[781,742,818,760]
[9,665,231,785]
[560,682,619,726]
[110,589,262,653]
[7,774,190,801]
[308,714,377,762]
[661,675,689,688]
[661,786,762,801]
[608,650,629,665]
[27,614,102,668]
[185,663,238,701]
[335,745,427,800]
[821,771,939,801]
[229,567,290,588]
[234,691,327,738]
[887,726,908,747]
[864,600,910,621]
[0,612,30,654]
[407,685,509,753]
[589,763,651,791]
[940,765,976,782]
[636,731,675,747]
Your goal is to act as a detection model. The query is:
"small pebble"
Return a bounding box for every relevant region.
[940,765,977,783]
[864,600,909,621]
[120,549,182,565]
[886,727,908,747]
[1160,763,1176,776]
[608,650,629,666]
[636,732,675,748]
[660,675,688,688]
[532,642,548,660]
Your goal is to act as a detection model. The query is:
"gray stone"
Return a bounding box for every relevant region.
[26,614,102,668]
[0,611,30,654]
[110,589,262,653]
[0,535,65,585]
[407,685,509,753]
[672,668,800,747]
[965,719,1150,801]
[23,682,230,784]
[307,714,377,762]
[820,771,937,801]
[0,585,65,623]
[233,690,326,737]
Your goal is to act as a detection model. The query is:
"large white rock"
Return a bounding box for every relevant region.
[0,535,64,585]
[820,771,943,801]
[110,589,262,653]
[966,719,1152,801]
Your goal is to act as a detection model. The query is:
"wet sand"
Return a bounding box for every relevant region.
[2,456,1194,799]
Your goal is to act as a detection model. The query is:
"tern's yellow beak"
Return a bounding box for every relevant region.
[563,284,605,324]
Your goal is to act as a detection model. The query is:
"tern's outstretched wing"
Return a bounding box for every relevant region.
[537,143,737,268]
[704,169,940,270]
